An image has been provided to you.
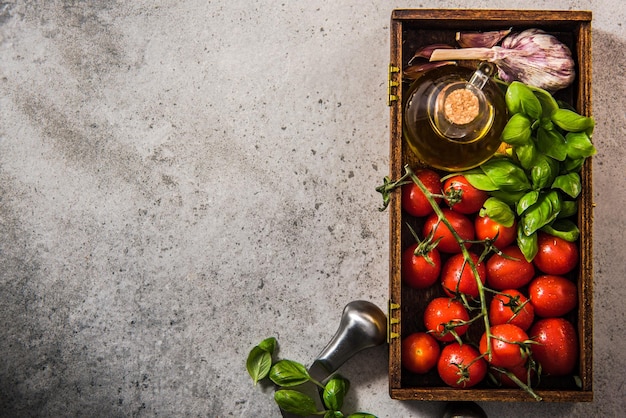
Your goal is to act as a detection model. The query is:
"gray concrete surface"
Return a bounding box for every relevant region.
[0,1,624,417]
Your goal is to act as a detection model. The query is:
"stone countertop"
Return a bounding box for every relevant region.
[0,1,624,417]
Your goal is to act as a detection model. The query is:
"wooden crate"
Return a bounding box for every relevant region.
[387,9,593,402]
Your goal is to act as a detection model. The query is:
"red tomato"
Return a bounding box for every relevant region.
[423,297,470,342]
[440,252,486,299]
[402,169,442,217]
[479,324,530,368]
[422,209,474,254]
[401,243,441,289]
[402,332,441,374]
[475,215,517,249]
[528,275,577,318]
[486,245,535,290]
[496,362,537,388]
[489,289,535,331]
[443,175,488,214]
[533,232,579,275]
[530,318,578,376]
[437,342,487,388]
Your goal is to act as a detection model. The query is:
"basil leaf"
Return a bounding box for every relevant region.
[537,126,568,161]
[565,131,597,159]
[270,360,311,387]
[552,173,582,198]
[517,224,538,262]
[323,375,350,411]
[501,113,532,146]
[541,219,580,242]
[490,189,527,206]
[347,414,378,418]
[515,143,537,170]
[530,85,559,120]
[480,197,515,227]
[258,337,277,354]
[517,190,539,216]
[325,411,344,418]
[274,389,319,416]
[561,157,585,173]
[552,108,595,133]
[481,158,531,192]
[506,81,542,120]
[521,190,562,236]
[464,172,499,191]
[530,154,559,190]
[558,200,578,218]
[247,346,273,385]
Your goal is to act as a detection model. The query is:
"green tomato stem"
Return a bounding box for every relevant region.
[404,165,494,358]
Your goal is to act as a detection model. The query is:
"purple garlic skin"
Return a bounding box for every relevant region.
[496,28,575,92]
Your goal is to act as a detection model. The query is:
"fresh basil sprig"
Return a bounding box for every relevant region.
[247,338,377,418]
[465,81,596,261]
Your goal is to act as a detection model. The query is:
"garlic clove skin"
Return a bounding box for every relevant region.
[456,28,512,48]
[408,43,454,65]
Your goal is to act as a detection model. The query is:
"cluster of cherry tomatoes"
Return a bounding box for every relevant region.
[400,168,580,390]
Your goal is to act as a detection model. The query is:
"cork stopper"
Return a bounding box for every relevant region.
[443,88,479,125]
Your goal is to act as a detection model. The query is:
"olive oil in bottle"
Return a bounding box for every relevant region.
[403,63,507,171]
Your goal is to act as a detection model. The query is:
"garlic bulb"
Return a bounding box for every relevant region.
[429,29,576,92]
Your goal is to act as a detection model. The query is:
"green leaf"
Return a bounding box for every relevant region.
[552,173,582,198]
[558,200,578,218]
[464,172,499,191]
[565,131,597,160]
[521,190,562,236]
[258,337,277,354]
[515,143,537,170]
[501,113,532,146]
[552,108,594,133]
[530,154,559,190]
[274,389,319,416]
[480,197,515,227]
[536,126,568,161]
[517,190,539,216]
[541,219,580,242]
[506,81,542,120]
[247,346,273,385]
[323,375,350,411]
[270,360,311,387]
[517,224,538,262]
[490,189,527,206]
[325,411,345,418]
[561,157,586,173]
[481,157,531,192]
[530,85,559,120]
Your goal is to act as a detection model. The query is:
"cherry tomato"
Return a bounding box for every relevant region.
[402,243,441,289]
[402,169,442,217]
[423,297,470,342]
[402,332,441,374]
[489,289,535,331]
[479,324,530,369]
[475,215,517,249]
[528,275,577,318]
[437,342,487,389]
[495,362,537,388]
[486,245,535,290]
[530,318,578,376]
[422,209,474,254]
[533,232,579,275]
[440,252,486,299]
[443,175,488,214]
